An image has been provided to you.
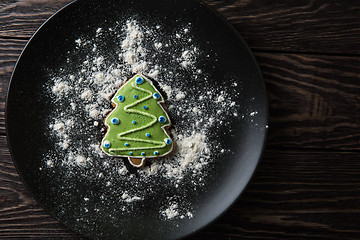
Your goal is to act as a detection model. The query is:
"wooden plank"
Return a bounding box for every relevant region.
[1,39,360,149]
[0,0,72,38]
[204,0,360,54]
[0,136,81,238]
[1,138,360,239]
[192,149,360,240]
[257,52,360,150]
[0,38,27,134]
[1,0,360,54]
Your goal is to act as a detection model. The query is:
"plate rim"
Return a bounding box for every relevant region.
[5,0,268,239]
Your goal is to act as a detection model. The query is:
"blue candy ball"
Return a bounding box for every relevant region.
[158,116,166,123]
[135,77,144,84]
[153,92,160,100]
[111,118,119,125]
[103,140,111,149]
[117,95,125,102]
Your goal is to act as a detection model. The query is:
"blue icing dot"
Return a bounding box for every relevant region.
[132,120,136,124]
[135,76,144,84]
[103,140,111,149]
[117,95,125,102]
[133,95,138,99]
[164,138,172,145]
[143,106,148,110]
[153,92,160,100]
[129,152,133,155]
[141,152,145,156]
[158,116,166,123]
[145,133,151,137]
[154,151,159,155]
[125,143,129,147]
[111,118,119,125]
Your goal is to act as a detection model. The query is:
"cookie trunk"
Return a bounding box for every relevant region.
[128,157,146,168]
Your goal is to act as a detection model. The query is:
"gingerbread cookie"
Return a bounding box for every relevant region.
[101,73,174,167]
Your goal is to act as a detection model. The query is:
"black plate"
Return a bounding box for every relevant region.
[6,0,267,239]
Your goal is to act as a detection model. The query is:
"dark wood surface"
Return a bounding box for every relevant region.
[1,0,359,239]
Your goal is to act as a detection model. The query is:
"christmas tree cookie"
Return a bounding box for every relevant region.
[101,73,174,167]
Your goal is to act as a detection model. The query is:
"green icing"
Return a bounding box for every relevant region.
[102,74,173,160]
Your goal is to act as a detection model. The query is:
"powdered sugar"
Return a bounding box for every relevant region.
[121,191,143,203]
[121,21,148,73]
[42,19,241,222]
[52,79,71,95]
[161,203,179,219]
[175,92,185,100]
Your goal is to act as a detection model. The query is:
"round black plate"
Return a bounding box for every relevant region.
[6,0,267,239]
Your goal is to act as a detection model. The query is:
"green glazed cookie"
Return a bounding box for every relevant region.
[102,73,174,167]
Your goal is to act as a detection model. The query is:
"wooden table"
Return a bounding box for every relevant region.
[1,0,360,239]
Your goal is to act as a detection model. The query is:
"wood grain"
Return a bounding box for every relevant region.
[0,0,73,38]
[0,135,81,239]
[1,0,360,239]
[1,137,360,239]
[190,149,360,240]
[203,0,360,55]
[1,0,360,54]
[0,38,27,135]
[256,52,360,150]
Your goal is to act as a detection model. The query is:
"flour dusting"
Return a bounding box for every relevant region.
[42,19,244,223]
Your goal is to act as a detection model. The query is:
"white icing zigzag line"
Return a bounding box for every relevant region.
[109,82,166,152]
[109,138,166,151]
